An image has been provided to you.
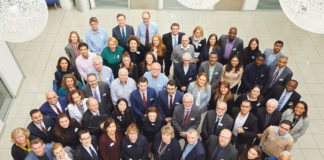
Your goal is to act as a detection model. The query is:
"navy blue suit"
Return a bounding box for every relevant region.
[239,62,269,93]
[39,96,69,120]
[173,62,197,90]
[182,139,206,160]
[74,136,102,160]
[112,24,135,49]
[199,46,221,63]
[152,133,181,160]
[157,90,183,119]
[27,115,55,143]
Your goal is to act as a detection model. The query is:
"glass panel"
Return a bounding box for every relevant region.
[0,78,13,120]
[257,0,281,10]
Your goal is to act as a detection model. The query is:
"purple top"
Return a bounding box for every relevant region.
[223,39,234,59]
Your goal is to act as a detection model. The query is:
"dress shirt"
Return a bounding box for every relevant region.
[223,39,234,59]
[76,52,97,80]
[86,27,109,53]
[275,127,289,138]
[110,78,137,105]
[183,65,189,75]
[172,34,178,48]
[143,72,169,95]
[266,50,282,66]
[137,21,159,45]
[168,93,176,107]
[91,111,100,116]
[91,85,101,102]
[232,112,249,136]
[182,141,198,160]
[50,102,63,114]
[183,108,192,118]
[34,122,47,131]
[216,114,224,124]
[83,145,98,158]
[88,66,114,85]
[119,27,126,37]
[277,89,293,111]
[140,90,147,102]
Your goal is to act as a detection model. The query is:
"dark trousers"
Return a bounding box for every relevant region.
[230,84,239,94]
[164,57,172,76]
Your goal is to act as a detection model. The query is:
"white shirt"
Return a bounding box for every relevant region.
[140,90,147,102]
[83,145,98,157]
[232,112,249,136]
[184,65,189,75]
[168,93,176,107]
[181,44,190,50]
[91,85,101,102]
[195,90,201,106]
[34,121,46,131]
[50,102,63,114]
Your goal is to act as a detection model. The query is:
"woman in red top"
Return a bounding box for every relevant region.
[99,118,122,160]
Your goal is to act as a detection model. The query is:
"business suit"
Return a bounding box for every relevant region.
[217,35,243,65]
[152,133,181,160]
[182,139,206,160]
[281,108,310,142]
[262,64,293,95]
[81,107,108,137]
[173,62,197,90]
[264,85,301,113]
[201,111,233,144]
[39,96,69,120]
[121,134,149,160]
[112,24,134,49]
[187,82,211,113]
[25,143,54,160]
[206,135,238,160]
[172,104,201,138]
[162,32,185,76]
[27,115,55,144]
[198,61,223,89]
[74,136,102,160]
[199,45,221,63]
[82,81,114,114]
[157,89,183,119]
[256,107,282,134]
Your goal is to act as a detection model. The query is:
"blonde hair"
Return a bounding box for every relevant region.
[192,26,204,37]
[108,37,119,46]
[195,72,209,92]
[51,142,63,153]
[161,125,175,139]
[126,123,139,135]
[11,128,30,143]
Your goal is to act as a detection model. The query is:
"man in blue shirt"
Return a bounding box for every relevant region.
[264,40,284,66]
[137,11,159,46]
[86,17,108,55]
[144,62,168,95]
[88,56,114,85]
[181,128,206,160]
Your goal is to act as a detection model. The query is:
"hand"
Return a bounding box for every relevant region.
[257,134,262,139]
[181,86,187,92]
[100,122,104,129]
[194,58,199,63]
[180,132,187,138]
[165,117,172,123]
[237,126,244,134]
[98,51,102,56]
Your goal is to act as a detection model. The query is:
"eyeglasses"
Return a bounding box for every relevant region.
[219,136,231,140]
[279,126,290,131]
[80,136,91,141]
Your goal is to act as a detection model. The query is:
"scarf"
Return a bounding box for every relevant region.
[17,139,32,153]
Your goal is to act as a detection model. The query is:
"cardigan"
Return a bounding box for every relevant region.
[221,65,244,89]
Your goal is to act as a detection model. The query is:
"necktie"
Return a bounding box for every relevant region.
[89,147,99,160]
[77,104,85,114]
[184,110,190,125]
[40,124,48,135]
[122,28,126,45]
[98,72,102,82]
[173,36,178,48]
[54,104,61,114]
[277,92,288,111]
[145,24,149,46]
[169,95,173,109]
[213,118,220,134]
[270,68,280,87]
[93,89,100,103]
[142,92,146,107]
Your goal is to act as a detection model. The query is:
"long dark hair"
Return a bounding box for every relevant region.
[54,113,76,141]
[206,34,220,49]
[247,38,260,53]
[225,55,242,73]
[239,145,262,160]
[292,101,308,118]
[56,57,73,71]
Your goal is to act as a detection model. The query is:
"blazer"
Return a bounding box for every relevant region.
[172,104,201,133]
[27,115,55,144]
[157,89,184,119]
[198,61,223,89]
[142,117,164,142]
[256,107,282,134]
[82,81,114,114]
[263,64,293,95]
[162,32,185,58]
[231,108,258,145]
[74,136,102,160]
[11,142,29,160]
[39,96,69,120]
[182,139,206,160]
[81,107,108,136]
[99,131,122,160]
[152,134,181,160]
[67,98,88,122]
[64,41,83,67]
[53,122,81,149]
[201,111,233,143]
[206,92,235,115]
[173,62,197,90]
[25,143,54,160]
[187,82,211,113]
[206,135,238,160]
[281,108,310,142]
[112,24,135,49]
[264,85,301,113]
[111,108,136,134]
[189,36,207,53]
[217,35,244,64]
[130,87,157,120]
[240,62,269,93]
[199,45,221,63]
[121,134,149,160]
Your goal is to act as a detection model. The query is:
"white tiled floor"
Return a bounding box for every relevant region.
[1,6,324,160]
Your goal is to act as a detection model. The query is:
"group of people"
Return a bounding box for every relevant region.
[10,11,310,160]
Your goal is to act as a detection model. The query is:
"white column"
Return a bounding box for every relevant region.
[242,0,259,10]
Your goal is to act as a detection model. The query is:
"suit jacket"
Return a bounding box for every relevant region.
[263,64,293,95]
[172,104,201,133]
[217,35,244,64]
[112,24,134,49]
[81,108,108,136]
[206,135,238,160]
[130,87,157,121]
[162,32,185,58]
[64,43,79,67]
[121,134,149,160]
[25,143,54,160]
[231,108,258,145]
[189,36,207,53]
[198,61,223,89]
[173,62,197,89]
[183,139,206,160]
[74,136,102,160]
[152,134,181,160]
[39,96,69,120]
[157,90,183,119]
[187,82,211,113]
[82,81,114,114]
[256,107,282,133]
[199,45,221,63]
[201,111,233,143]
[27,115,55,143]
[264,85,301,113]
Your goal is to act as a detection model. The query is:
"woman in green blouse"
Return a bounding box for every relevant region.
[101,37,124,78]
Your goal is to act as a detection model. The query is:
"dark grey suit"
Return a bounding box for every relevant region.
[172,104,201,136]
[82,81,114,114]
[206,135,238,160]
[217,35,243,65]
[65,43,78,67]
[201,111,233,143]
[198,61,223,89]
[112,24,134,49]
[27,115,55,143]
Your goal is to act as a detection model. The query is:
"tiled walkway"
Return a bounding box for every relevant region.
[1,7,324,160]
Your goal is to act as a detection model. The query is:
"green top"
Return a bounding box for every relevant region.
[101,45,124,78]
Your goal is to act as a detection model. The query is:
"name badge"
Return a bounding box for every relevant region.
[103,93,107,96]
[189,78,192,81]
[47,127,51,131]
[218,123,223,126]
[251,56,255,59]
[65,108,68,111]
[151,123,155,126]
[233,48,237,51]
[117,55,120,59]
[234,73,239,77]
[117,116,122,121]
[175,102,179,105]
[214,72,219,75]
[110,142,115,147]
[136,51,140,54]
[100,35,104,38]
[190,118,195,121]
[150,98,154,101]
[157,84,161,87]
[74,128,78,132]
[270,135,275,141]
[198,44,202,46]
[127,145,132,148]
[243,127,248,130]
[261,74,264,77]
[279,78,283,81]
[288,102,293,106]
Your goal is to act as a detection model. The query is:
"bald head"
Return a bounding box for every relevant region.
[151,62,161,78]
[216,102,227,117]
[219,129,232,147]
[46,91,58,105]
[118,68,129,84]
[181,35,189,47]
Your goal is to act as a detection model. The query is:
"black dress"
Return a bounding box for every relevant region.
[11,143,29,160]
[111,107,136,134]
[241,47,261,67]
[142,117,164,143]
[54,120,81,149]
[207,91,235,115]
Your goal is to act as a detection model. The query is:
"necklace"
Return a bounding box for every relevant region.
[158,141,169,157]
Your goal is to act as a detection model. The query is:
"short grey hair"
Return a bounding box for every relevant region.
[92,56,103,64]
[182,53,192,61]
[187,128,198,137]
[266,98,278,108]
[183,93,194,101]
[279,151,292,157]
[279,55,288,61]
[118,68,128,75]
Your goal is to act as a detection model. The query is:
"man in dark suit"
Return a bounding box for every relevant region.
[217,27,244,65]
[201,102,233,144]
[172,93,201,139]
[112,13,134,49]
[157,80,184,123]
[231,100,258,153]
[82,73,114,114]
[181,128,206,160]
[27,109,55,143]
[198,52,223,89]
[75,130,101,160]
[206,129,238,160]
[162,23,185,76]
[40,91,69,120]
[262,56,293,95]
[173,53,197,92]
[264,80,301,113]
[130,77,157,127]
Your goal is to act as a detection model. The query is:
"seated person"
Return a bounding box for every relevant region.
[87,56,114,85]
[173,53,197,92]
[11,128,32,160]
[67,89,88,123]
[58,74,83,97]
[27,109,55,143]
[74,130,100,160]
[54,57,82,89]
[144,62,169,95]
[181,128,206,160]
[40,91,69,120]
[51,142,73,160]
[111,98,136,134]
[75,42,97,81]
[25,138,54,160]
[118,52,139,82]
